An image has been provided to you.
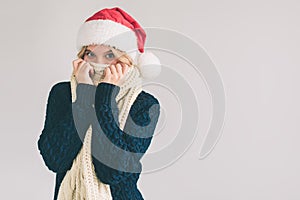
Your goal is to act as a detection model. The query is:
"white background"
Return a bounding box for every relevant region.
[1,0,299,199]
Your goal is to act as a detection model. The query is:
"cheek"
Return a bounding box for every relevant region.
[105,58,118,64]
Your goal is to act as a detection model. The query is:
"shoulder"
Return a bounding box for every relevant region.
[129,90,160,126]
[48,81,71,101]
[50,81,71,92]
[136,90,160,105]
[131,90,160,113]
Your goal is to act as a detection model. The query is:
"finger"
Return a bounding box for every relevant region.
[115,63,122,75]
[74,60,87,77]
[72,59,81,68]
[72,60,80,73]
[82,62,93,72]
[123,64,129,74]
[110,64,118,77]
[118,62,126,74]
[73,58,83,64]
[77,60,87,72]
[84,64,95,85]
[104,67,111,77]
[72,58,84,71]
[104,68,112,81]
[83,63,94,79]
[120,63,128,75]
[88,64,95,77]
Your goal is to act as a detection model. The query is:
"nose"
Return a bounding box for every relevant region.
[96,57,104,64]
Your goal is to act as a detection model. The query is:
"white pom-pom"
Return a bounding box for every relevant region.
[137,51,162,79]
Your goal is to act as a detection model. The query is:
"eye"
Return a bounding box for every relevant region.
[105,52,115,59]
[84,50,96,58]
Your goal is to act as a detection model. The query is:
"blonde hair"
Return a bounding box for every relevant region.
[77,45,134,67]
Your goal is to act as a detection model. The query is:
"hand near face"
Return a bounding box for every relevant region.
[72,58,94,85]
[101,63,130,87]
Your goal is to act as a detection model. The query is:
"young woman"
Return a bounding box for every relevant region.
[37,7,161,200]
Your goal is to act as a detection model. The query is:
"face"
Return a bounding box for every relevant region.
[83,44,120,64]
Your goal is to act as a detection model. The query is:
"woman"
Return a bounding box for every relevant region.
[37,7,161,200]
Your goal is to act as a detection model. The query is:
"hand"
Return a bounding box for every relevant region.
[101,63,130,87]
[72,58,94,85]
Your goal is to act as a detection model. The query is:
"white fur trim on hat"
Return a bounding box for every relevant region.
[76,19,137,52]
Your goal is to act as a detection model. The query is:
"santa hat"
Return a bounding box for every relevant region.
[76,7,161,80]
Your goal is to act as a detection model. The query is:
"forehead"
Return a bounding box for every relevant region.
[87,44,112,52]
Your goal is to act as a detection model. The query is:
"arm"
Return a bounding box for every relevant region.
[91,82,160,185]
[37,82,96,173]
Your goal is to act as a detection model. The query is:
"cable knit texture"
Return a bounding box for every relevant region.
[37,81,160,200]
[55,62,147,200]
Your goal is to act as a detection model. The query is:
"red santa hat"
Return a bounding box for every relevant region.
[76,7,161,79]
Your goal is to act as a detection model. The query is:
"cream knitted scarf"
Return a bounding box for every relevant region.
[57,61,143,200]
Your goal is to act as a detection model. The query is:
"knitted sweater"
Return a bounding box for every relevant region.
[37,81,160,200]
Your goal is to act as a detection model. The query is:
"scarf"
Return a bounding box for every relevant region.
[57,61,143,200]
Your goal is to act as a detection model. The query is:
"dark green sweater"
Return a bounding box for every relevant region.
[37,81,160,200]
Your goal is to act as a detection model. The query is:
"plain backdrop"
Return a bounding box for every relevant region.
[1,0,300,199]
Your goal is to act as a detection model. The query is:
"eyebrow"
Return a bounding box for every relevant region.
[86,48,113,54]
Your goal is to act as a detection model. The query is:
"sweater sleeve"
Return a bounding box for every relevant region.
[37,82,97,173]
[91,82,160,185]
